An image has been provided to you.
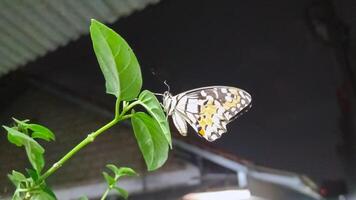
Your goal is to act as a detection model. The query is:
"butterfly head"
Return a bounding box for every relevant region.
[162,91,175,116]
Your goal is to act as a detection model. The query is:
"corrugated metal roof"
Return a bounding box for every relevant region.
[0,0,160,76]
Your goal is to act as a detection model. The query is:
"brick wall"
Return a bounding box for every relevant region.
[0,85,146,196]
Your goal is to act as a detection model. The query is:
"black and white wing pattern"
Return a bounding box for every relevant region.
[170,86,252,141]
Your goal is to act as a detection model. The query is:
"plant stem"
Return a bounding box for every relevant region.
[115,97,121,120]
[39,118,119,182]
[120,100,141,117]
[39,98,126,182]
[100,188,110,200]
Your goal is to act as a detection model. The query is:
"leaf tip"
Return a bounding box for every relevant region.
[2,125,9,131]
[90,18,98,24]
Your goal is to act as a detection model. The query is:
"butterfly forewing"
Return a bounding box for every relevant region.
[173,86,251,141]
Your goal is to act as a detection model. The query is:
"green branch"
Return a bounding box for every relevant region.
[38,99,137,183]
[39,118,118,182]
[100,188,110,200]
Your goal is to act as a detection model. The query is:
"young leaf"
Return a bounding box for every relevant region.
[3,126,30,147]
[40,184,57,200]
[11,118,56,142]
[106,164,119,175]
[31,190,56,200]
[138,90,172,147]
[12,118,30,131]
[106,164,137,179]
[8,170,26,187]
[103,172,115,187]
[131,112,169,171]
[117,167,138,178]
[12,191,22,200]
[90,19,142,100]
[25,144,45,174]
[114,187,128,199]
[26,168,39,182]
[3,126,44,152]
[3,126,45,173]
[28,124,55,141]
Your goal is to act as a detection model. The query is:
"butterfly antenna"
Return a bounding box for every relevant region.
[150,67,170,95]
[164,80,170,92]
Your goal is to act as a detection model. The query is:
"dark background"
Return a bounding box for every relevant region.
[9,0,356,186]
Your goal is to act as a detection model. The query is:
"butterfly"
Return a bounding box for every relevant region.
[160,86,252,142]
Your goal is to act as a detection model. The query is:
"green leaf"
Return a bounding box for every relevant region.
[26,168,39,182]
[8,170,56,200]
[117,167,138,178]
[103,172,115,186]
[28,124,55,141]
[3,126,28,147]
[114,187,128,199]
[12,191,22,200]
[12,117,30,125]
[12,118,30,132]
[39,184,57,200]
[30,190,56,200]
[3,126,44,152]
[78,196,89,200]
[90,19,142,100]
[138,90,172,147]
[3,126,45,173]
[106,164,137,179]
[131,112,169,171]
[25,143,45,174]
[8,170,26,187]
[11,118,56,142]
[106,164,119,175]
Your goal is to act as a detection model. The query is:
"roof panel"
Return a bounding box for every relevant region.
[0,0,160,75]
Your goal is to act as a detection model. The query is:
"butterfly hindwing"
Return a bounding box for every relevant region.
[173,86,252,141]
[172,111,188,136]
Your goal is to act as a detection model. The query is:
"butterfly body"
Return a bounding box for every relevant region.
[162,86,252,142]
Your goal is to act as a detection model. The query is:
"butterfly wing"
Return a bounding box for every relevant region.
[172,111,188,136]
[173,86,252,141]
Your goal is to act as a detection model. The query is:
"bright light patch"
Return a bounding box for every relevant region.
[182,189,251,200]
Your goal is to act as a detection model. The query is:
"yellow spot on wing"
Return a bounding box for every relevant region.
[198,99,216,131]
[199,117,213,128]
[223,95,240,110]
[201,100,217,117]
[229,88,238,95]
